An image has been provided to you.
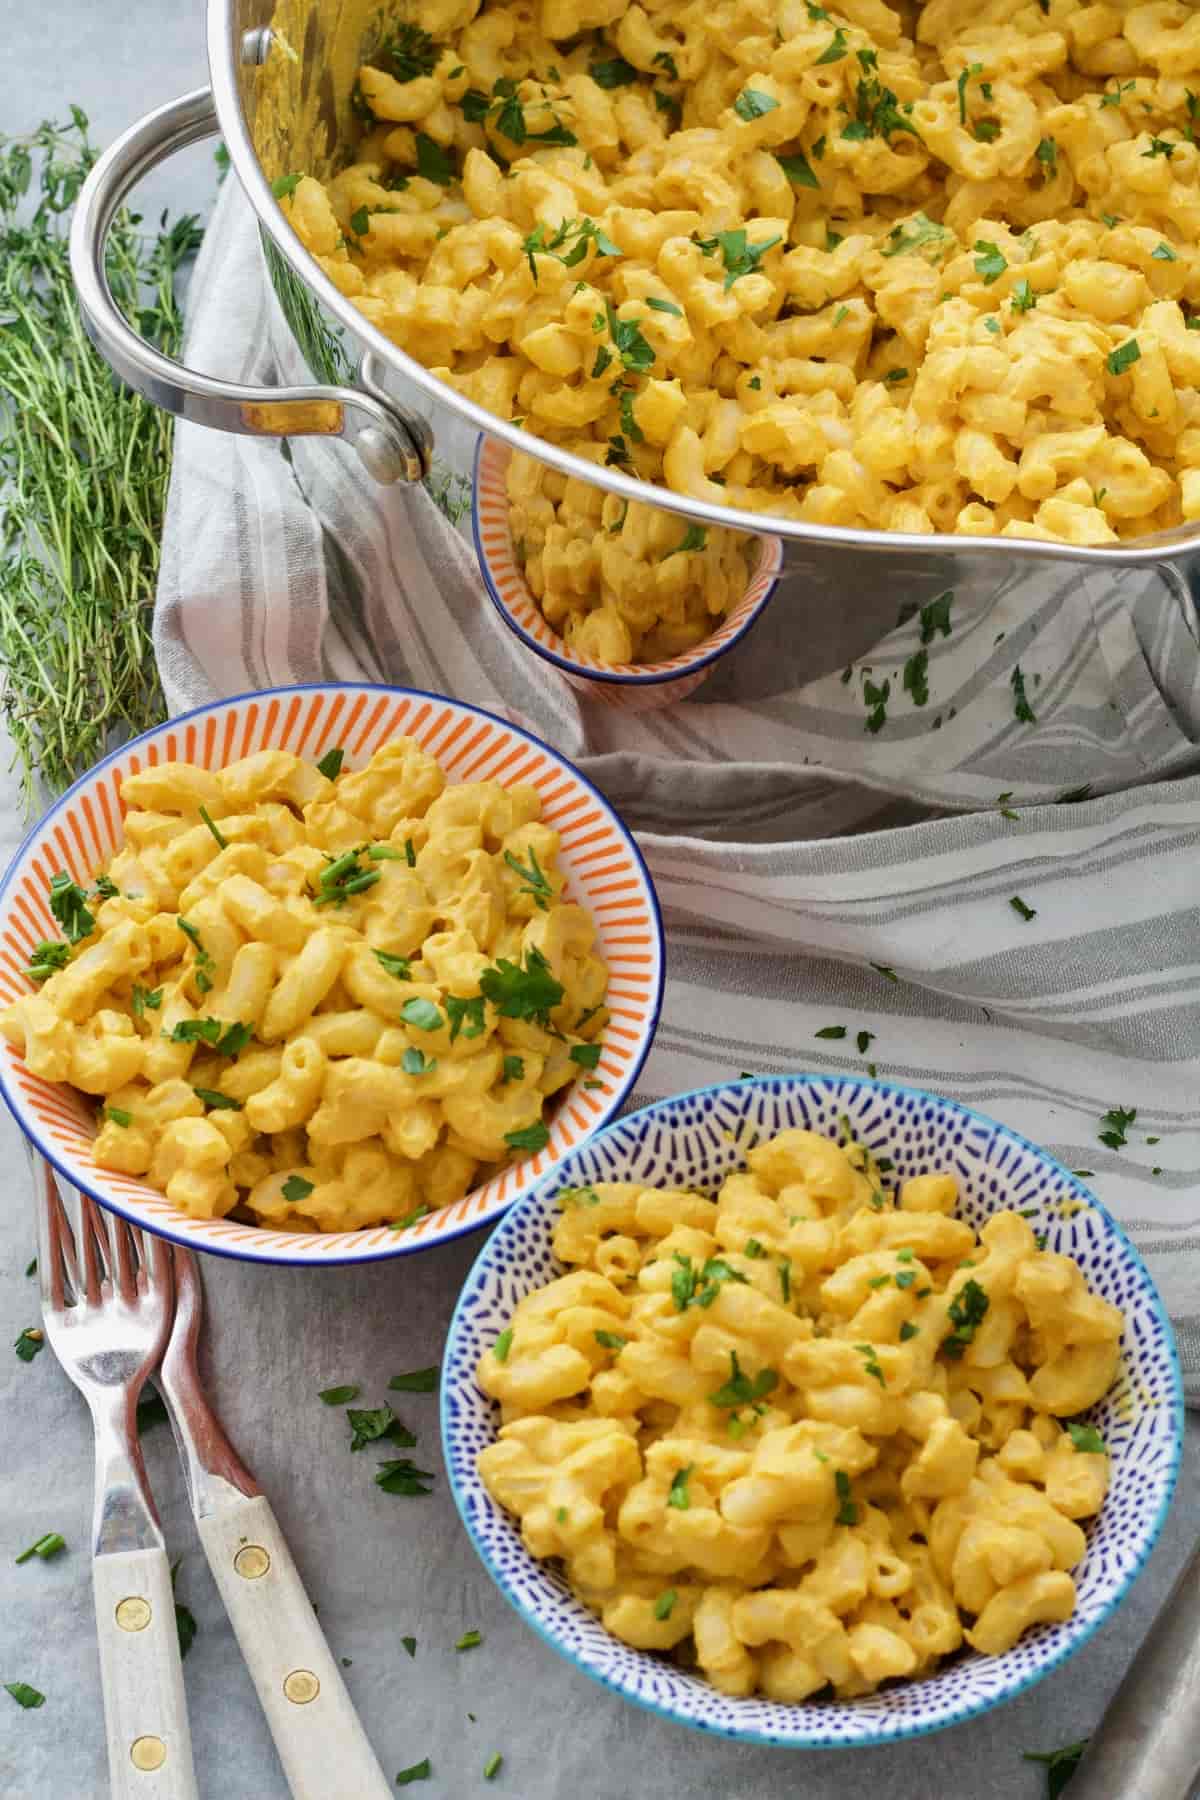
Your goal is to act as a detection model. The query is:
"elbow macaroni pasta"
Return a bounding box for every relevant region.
[476,1125,1122,1701]
[507,449,755,662]
[0,739,608,1232]
[278,0,1200,546]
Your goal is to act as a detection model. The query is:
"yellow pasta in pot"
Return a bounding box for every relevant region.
[0,740,609,1233]
[475,1125,1123,1702]
[273,0,1200,545]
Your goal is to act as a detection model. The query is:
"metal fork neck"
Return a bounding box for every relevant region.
[89,1389,164,1557]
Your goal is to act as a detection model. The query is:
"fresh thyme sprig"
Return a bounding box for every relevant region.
[0,113,202,811]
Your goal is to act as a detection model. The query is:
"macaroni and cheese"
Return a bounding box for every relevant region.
[476,1125,1122,1700]
[507,449,755,662]
[0,740,608,1232]
[280,0,1200,546]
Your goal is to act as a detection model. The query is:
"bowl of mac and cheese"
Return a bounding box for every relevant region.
[473,437,784,706]
[442,1075,1182,1747]
[0,683,664,1267]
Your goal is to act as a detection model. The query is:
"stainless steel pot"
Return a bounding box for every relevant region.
[69,0,1200,604]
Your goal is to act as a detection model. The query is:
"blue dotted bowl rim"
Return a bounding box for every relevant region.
[0,679,666,1268]
[441,1072,1184,1748]
[470,435,784,688]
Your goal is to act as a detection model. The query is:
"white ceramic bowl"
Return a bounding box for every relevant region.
[0,683,664,1266]
[472,436,783,713]
[442,1074,1183,1747]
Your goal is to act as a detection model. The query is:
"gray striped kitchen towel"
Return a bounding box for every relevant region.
[159,180,1200,1396]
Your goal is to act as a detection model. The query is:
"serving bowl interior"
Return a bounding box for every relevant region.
[442,1074,1182,1748]
[0,683,664,1267]
[473,438,784,712]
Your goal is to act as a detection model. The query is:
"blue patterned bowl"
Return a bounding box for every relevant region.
[441,1075,1183,1747]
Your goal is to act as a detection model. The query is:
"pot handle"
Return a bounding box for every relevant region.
[69,87,430,484]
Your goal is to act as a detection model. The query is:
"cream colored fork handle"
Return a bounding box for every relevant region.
[93,1547,199,1798]
[197,1495,391,1800]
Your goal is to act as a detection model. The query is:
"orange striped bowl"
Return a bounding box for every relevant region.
[0,684,664,1266]
[472,437,783,713]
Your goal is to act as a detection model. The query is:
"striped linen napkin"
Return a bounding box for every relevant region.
[159,181,1200,1395]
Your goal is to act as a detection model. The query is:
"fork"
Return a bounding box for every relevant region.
[154,1244,392,1799]
[35,1157,199,1799]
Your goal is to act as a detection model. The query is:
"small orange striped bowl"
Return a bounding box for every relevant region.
[473,437,783,713]
[0,683,664,1266]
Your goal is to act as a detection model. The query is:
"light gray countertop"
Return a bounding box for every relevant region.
[1,5,1198,1795]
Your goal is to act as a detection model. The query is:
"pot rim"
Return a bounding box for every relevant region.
[208,0,1200,570]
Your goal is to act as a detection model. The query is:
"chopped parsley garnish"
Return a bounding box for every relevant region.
[957,61,982,126]
[198,805,227,850]
[856,1343,886,1386]
[395,1758,432,1784]
[662,524,707,560]
[348,1402,415,1455]
[272,173,302,199]
[834,1469,858,1525]
[903,648,929,706]
[523,216,622,282]
[653,1588,677,1621]
[48,870,94,943]
[415,133,455,186]
[899,1321,920,1341]
[696,227,782,290]
[589,55,638,89]
[316,747,344,781]
[402,1048,437,1076]
[480,945,564,1026]
[444,994,486,1044]
[881,214,949,260]
[1011,278,1038,313]
[1099,1104,1136,1149]
[734,88,779,122]
[4,1681,45,1709]
[653,50,679,79]
[178,916,216,990]
[1067,1423,1107,1454]
[504,1121,550,1153]
[1107,338,1140,375]
[744,1239,765,1258]
[671,1253,749,1311]
[192,1088,242,1111]
[776,150,820,189]
[376,1459,434,1496]
[455,1629,483,1651]
[484,1753,503,1781]
[131,984,163,1018]
[1143,137,1176,160]
[501,1054,525,1084]
[815,1025,846,1039]
[667,1465,693,1509]
[843,61,921,144]
[318,1385,359,1405]
[604,302,655,372]
[863,676,890,734]
[973,240,1007,285]
[314,847,381,906]
[25,940,71,982]
[378,22,439,83]
[1152,241,1177,261]
[13,1328,43,1362]
[503,844,554,911]
[873,963,899,982]
[707,1349,779,1409]
[373,950,412,981]
[1009,895,1037,922]
[104,1105,132,1128]
[1023,1740,1089,1795]
[647,296,683,315]
[569,1042,602,1070]
[943,1278,989,1358]
[400,997,443,1032]
[281,1174,314,1203]
[815,28,848,64]
[856,1030,875,1054]
[493,1328,514,1364]
[594,1330,627,1351]
[168,1018,252,1057]
[1035,137,1057,177]
[1011,663,1037,723]
[778,1259,792,1304]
